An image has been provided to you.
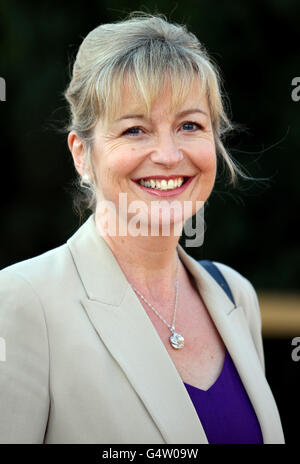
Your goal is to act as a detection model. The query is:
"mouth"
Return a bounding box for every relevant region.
[131,175,196,197]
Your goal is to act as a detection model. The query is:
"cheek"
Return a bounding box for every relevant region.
[192,140,216,173]
[103,147,143,178]
[118,149,142,175]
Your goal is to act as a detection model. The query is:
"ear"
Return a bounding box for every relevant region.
[67,131,86,177]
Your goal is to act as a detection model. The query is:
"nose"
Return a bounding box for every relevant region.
[149,134,184,168]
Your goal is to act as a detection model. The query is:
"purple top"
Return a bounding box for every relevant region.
[184,348,264,444]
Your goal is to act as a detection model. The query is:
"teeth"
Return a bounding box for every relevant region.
[137,177,185,190]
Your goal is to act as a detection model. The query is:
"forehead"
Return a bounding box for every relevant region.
[115,76,210,121]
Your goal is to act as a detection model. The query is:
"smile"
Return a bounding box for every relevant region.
[131,175,196,197]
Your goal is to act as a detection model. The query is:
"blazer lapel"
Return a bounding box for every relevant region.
[67,215,208,444]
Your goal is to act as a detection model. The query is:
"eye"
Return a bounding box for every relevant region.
[181,121,203,132]
[122,126,144,136]
[122,122,204,136]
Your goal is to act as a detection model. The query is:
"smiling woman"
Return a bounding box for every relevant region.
[0,12,285,444]
[64,16,239,214]
[68,77,216,234]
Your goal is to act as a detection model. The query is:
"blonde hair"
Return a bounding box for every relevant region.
[64,12,244,212]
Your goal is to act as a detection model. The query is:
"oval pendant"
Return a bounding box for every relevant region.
[169,331,184,349]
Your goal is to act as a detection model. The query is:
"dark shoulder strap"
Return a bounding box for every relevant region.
[198,259,236,306]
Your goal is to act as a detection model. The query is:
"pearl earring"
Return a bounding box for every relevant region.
[82,173,90,183]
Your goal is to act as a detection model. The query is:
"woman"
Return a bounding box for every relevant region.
[0,13,284,444]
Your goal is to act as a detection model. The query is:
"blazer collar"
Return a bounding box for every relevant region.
[67,215,128,305]
[67,214,283,444]
[67,214,235,311]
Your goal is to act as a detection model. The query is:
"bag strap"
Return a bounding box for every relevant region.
[198,259,236,306]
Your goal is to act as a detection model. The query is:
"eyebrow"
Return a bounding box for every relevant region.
[115,108,208,122]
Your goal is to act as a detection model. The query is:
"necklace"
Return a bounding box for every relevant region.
[132,253,184,350]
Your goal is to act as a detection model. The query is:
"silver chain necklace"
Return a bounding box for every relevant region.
[132,253,184,349]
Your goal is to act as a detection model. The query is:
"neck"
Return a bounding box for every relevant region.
[94,210,182,304]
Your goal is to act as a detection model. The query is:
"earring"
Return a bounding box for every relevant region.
[81,173,91,184]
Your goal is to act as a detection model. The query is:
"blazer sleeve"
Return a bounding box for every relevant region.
[214,262,266,375]
[0,270,50,443]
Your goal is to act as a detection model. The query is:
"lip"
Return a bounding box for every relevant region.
[131,175,196,197]
[132,174,191,182]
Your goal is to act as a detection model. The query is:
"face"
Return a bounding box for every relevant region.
[71,78,217,235]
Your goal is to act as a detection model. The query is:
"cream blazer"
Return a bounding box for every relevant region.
[0,215,285,444]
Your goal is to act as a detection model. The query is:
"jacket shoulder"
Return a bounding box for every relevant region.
[0,243,73,288]
[211,262,258,305]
